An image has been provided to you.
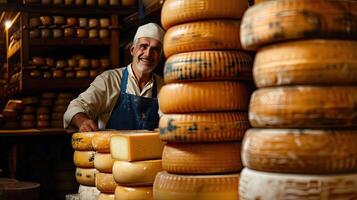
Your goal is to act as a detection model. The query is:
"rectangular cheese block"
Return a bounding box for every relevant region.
[110,132,165,161]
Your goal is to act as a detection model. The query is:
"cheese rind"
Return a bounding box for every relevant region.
[98,193,115,200]
[249,86,357,128]
[164,51,252,83]
[112,160,162,186]
[92,132,115,153]
[110,131,164,161]
[159,112,249,142]
[114,186,153,200]
[164,20,242,57]
[73,151,96,168]
[161,0,248,29]
[243,129,357,173]
[162,142,242,174]
[254,40,357,87]
[154,171,239,200]
[239,168,357,200]
[72,132,96,151]
[75,168,98,186]
[95,172,117,193]
[159,81,250,113]
[94,153,115,173]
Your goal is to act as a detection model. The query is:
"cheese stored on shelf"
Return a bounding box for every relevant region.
[114,186,153,200]
[75,168,98,186]
[95,172,117,193]
[72,132,96,151]
[94,153,115,173]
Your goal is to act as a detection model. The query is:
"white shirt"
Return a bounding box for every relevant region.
[63,64,164,129]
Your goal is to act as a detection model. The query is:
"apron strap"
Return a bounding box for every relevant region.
[120,67,129,94]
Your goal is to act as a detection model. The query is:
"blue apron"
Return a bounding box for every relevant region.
[106,67,159,130]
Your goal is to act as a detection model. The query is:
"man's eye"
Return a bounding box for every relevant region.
[139,44,147,49]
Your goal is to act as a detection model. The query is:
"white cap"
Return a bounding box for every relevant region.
[133,23,165,43]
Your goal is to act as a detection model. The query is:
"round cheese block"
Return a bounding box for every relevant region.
[29,29,40,38]
[162,142,242,174]
[40,16,53,26]
[164,20,242,57]
[95,172,117,193]
[90,59,100,69]
[98,193,114,200]
[164,50,252,83]
[240,0,357,50]
[159,112,249,142]
[67,58,78,68]
[92,132,115,153]
[65,0,74,5]
[98,0,108,6]
[64,28,76,37]
[79,59,90,69]
[161,0,247,30]
[52,70,64,78]
[75,0,85,5]
[99,29,110,38]
[242,128,357,174]
[159,81,250,113]
[29,17,41,28]
[79,18,88,28]
[100,58,111,69]
[89,70,98,78]
[154,171,239,200]
[29,70,41,78]
[88,18,99,28]
[37,114,50,121]
[76,70,89,78]
[37,120,50,128]
[254,39,357,87]
[72,132,96,151]
[86,0,96,6]
[32,57,46,66]
[78,185,100,200]
[94,153,115,173]
[121,0,135,6]
[45,58,56,68]
[76,168,98,186]
[112,160,162,186]
[66,17,78,27]
[53,16,65,25]
[249,86,357,128]
[73,150,95,168]
[89,29,98,38]
[77,29,88,38]
[114,186,153,200]
[99,18,110,28]
[41,29,52,38]
[239,168,357,200]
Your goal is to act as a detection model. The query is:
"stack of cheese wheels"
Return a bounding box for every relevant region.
[92,131,117,200]
[239,0,357,199]
[71,132,100,200]
[110,130,165,200]
[154,0,252,199]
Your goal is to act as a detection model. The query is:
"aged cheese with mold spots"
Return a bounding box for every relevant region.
[254,40,357,88]
[159,112,249,142]
[164,51,252,83]
[114,185,153,200]
[72,132,97,151]
[243,128,357,173]
[94,152,115,173]
[154,171,239,200]
[73,150,96,168]
[249,86,357,128]
[161,0,247,30]
[239,168,357,200]
[76,168,98,186]
[241,0,357,50]
[164,20,242,57]
[162,142,242,174]
[159,81,250,113]
[95,172,117,193]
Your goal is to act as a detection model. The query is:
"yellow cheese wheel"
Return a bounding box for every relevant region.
[254,40,357,87]
[161,0,247,30]
[159,112,249,142]
[98,193,115,200]
[73,150,95,168]
[164,51,252,83]
[164,20,241,57]
[72,132,96,151]
[78,185,100,200]
[75,168,98,186]
[239,168,357,200]
[249,86,357,128]
[243,129,357,174]
[94,153,115,173]
[240,0,357,51]
[114,186,153,200]
[112,160,162,186]
[154,171,239,200]
[162,142,242,174]
[95,172,117,193]
[92,132,116,153]
[159,81,250,113]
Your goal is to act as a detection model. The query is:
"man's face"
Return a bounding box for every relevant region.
[130,37,162,75]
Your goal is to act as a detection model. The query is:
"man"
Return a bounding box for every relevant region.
[63,23,165,132]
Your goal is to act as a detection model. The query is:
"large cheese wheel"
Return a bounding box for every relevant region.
[154,171,239,200]
[94,153,115,173]
[159,81,250,113]
[164,20,241,57]
[249,86,357,128]
[92,132,117,153]
[95,173,117,193]
[78,185,100,200]
[159,112,249,142]
[112,160,162,186]
[98,193,114,200]
[164,51,252,83]
[240,0,357,50]
[243,129,357,174]
[114,186,153,200]
[73,151,95,168]
[254,40,357,87]
[161,0,247,30]
[239,168,357,200]
[72,132,96,151]
[75,168,98,186]
[162,142,242,174]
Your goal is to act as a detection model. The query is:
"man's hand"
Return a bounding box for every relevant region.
[71,112,98,132]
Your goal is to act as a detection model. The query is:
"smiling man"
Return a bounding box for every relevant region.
[64,23,165,131]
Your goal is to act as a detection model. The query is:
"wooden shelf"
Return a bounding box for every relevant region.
[0,128,73,136]
[29,38,111,46]
[7,39,21,59]
[21,77,94,90]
